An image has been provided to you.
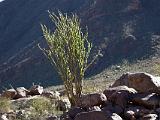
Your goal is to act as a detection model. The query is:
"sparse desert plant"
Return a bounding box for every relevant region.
[13,97,62,120]
[40,11,100,106]
[28,97,56,120]
[0,97,11,113]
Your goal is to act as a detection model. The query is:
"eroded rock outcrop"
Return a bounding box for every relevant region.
[77,93,107,108]
[62,72,160,120]
[111,72,160,94]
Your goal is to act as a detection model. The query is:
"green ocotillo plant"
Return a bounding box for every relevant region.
[40,11,97,106]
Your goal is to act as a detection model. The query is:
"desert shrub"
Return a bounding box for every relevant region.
[27,97,54,119]
[40,11,97,106]
[0,97,11,113]
[15,97,62,120]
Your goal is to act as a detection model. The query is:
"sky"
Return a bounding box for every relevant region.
[0,0,4,2]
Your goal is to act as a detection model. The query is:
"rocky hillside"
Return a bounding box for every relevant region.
[1,72,160,120]
[0,0,160,89]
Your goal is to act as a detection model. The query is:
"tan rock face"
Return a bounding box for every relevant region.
[77,93,107,108]
[111,72,160,94]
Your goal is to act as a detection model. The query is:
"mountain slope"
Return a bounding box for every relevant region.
[0,0,160,89]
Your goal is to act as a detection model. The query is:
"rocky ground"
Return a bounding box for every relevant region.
[1,71,160,119]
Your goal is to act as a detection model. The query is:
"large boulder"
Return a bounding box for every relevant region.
[111,72,160,94]
[131,93,160,109]
[14,87,29,99]
[108,91,129,109]
[103,86,137,110]
[77,93,107,108]
[74,111,122,120]
[103,85,137,99]
[28,85,43,95]
[1,89,17,99]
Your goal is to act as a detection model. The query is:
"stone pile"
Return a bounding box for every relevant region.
[62,72,160,120]
[1,85,44,99]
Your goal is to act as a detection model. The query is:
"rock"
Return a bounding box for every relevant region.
[60,113,72,120]
[59,90,66,97]
[68,107,85,119]
[14,87,29,99]
[103,85,137,99]
[111,72,160,94]
[110,113,123,120]
[29,85,43,95]
[0,114,8,120]
[108,91,130,109]
[77,93,107,108]
[74,111,107,120]
[55,99,71,112]
[86,106,101,111]
[115,66,121,70]
[132,93,160,109]
[46,115,58,120]
[1,89,17,99]
[155,107,160,114]
[102,102,123,115]
[16,110,25,119]
[42,91,60,99]
[124,106,151,119]
[124,110,136,120]
[74,111,122,120]
[141,114,158,120]
[5,112,16,120]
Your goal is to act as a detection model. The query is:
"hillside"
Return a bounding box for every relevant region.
[0,0,160,89]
